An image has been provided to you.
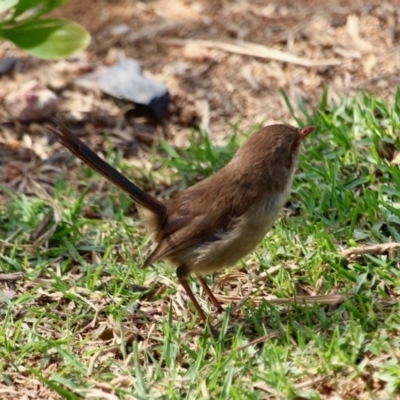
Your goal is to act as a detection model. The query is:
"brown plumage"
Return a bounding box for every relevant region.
[48,122,314,331]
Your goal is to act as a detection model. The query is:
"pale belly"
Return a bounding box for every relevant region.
[190,190,290,276]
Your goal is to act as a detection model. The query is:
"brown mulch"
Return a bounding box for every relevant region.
[1,0,400,160]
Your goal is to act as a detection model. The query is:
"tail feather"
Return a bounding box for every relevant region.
[48,122,166,217]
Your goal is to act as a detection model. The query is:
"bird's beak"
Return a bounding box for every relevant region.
[299,126,315,140]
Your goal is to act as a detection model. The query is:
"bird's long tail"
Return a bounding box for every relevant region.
[48,122,166,217]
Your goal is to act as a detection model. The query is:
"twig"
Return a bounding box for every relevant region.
[267,293,348,305]
[157,38,341,67]
[342,242,400,259]
[0,239,36,251]
[0,272,24,281]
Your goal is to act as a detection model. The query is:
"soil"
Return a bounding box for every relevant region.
[1,0,400,163]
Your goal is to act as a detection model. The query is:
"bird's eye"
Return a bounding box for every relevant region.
[289,138,301,155]
[285,138,301,168]
[290,138,301,155]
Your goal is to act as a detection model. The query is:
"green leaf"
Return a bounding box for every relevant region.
[0,18,90,59]
[13,0,70,19]
[0,0,18,14]
[42,0,69,13]
[13,0,43,18]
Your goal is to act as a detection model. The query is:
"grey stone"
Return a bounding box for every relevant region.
[99,58,169,118]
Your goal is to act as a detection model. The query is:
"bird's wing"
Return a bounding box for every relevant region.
[142,181,250,267]
[142,213,218,267]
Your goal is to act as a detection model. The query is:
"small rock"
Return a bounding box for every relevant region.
[0,57,17,74]
[5,80,58,122]
[99,58,169,118]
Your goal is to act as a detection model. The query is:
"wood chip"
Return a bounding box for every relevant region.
[346,14,374,52]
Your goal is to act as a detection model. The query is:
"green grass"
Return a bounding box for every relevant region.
[1,90,400,399]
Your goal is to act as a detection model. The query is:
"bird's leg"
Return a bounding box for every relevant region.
[178,278,208,321]
[197,276,223,313]
[177,266,219,337]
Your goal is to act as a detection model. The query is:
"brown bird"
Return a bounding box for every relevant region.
[48,122,314,331]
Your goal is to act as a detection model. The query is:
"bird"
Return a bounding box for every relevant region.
[48,121,314,332]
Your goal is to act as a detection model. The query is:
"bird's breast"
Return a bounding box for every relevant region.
[189,185,292,275]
